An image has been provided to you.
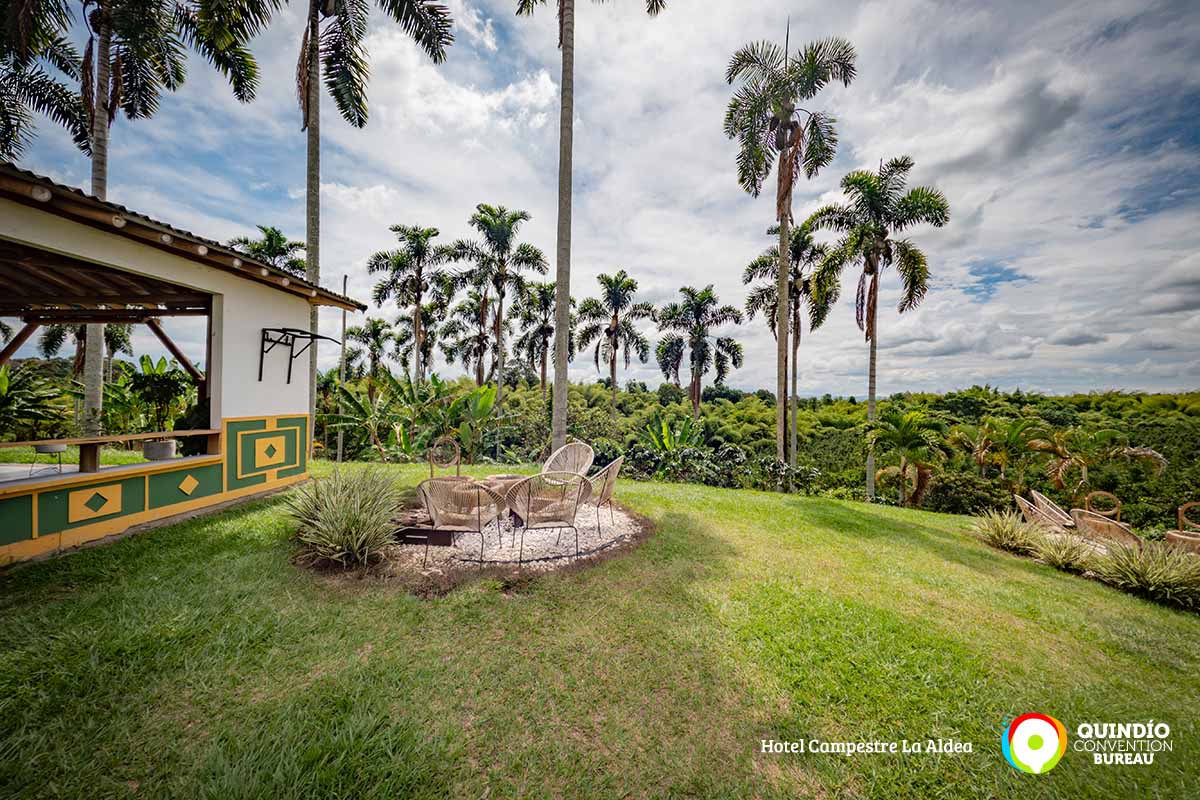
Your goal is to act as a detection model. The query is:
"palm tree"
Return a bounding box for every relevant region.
[227,226,306,276]
[868,410,946,507]
[575,270,653,419]
[656,286,744,419]
[743,221,835,469]
[655,335,684,386]
[451,204,547,409]
[0,31,89,160]
[0,320,12,343]
[440,289,499,386]
[345,318,396,403]
[1029,428,1166,497]
[809,156,950,499]
[515,0,668,453]
[294,0,453,430]
[392,298,447,381]
[513,281,573,402]
[38,323,132,377]
[4,0,273,436]
[368,225,454,383]
[725,30,856,462]
[987,417,1043,480]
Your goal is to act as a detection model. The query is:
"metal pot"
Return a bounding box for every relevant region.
[143,439,177,461]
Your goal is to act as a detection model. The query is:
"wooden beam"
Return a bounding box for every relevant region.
[19,309,208,324]
[0,322,39,367]
[146,318,204,383]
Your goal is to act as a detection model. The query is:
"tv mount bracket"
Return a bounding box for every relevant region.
[258,327,341,384]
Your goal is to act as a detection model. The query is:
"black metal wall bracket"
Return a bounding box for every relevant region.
[258,327,340,384]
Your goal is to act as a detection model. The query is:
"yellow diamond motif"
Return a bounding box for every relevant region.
[177,474,200,496]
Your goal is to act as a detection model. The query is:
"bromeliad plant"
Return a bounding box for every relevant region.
[286,468,402,567]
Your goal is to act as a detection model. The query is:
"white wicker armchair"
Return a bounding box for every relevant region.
[505,471,593,564]
[585,456,624,534]
[1070,508,1143,552]
[417,478,504,565]
[542,442,595,476]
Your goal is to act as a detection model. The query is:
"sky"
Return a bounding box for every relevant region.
[8,0,1200,397]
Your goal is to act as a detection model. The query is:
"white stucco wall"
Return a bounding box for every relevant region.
[0,199,312,422]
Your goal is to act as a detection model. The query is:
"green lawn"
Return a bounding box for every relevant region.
[0,445,148,466]
[1,462,1197,799]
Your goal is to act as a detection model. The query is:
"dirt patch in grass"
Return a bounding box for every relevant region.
[307,502,657,598]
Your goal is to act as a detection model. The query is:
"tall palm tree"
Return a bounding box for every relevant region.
[295,0,453,431]
[392,299,446,381]
[1028,427,1166,498]
[227,225,306,276]
[515,0,668,453]
[868,410,946,507]
[513,281,573,402]
[440,289,499,386]
[725,31,856,462]
[345,317,396,403]
[809,156,950,499]
[743,221,835,469]
[451,204,547,409]
[656,286,744,420]
[4,0,273,435]
[575,270,653,419]
[0,29,89,160]
[38,323,132,377]
[655,335,684,386]
[368,225,454,383]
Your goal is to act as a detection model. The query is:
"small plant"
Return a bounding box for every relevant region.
[972,510,1038,555]
[285,469,402,567]
[1090,542,1200,610]
[1032,533,1095,573]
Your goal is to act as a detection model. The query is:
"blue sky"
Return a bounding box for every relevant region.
[8,0,1200,395]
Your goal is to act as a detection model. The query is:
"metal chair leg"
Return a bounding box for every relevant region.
[518,527,526,567]
[574,525,579,558]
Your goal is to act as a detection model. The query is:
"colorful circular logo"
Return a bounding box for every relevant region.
[1002,713,1067,774]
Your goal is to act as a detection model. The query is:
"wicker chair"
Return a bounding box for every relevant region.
[427,436,462,479]
[585,456,624,534]
[1084,490,1122,521]
[1015,495,1067,533]
[505,471,593,564]
[1175,502,1199,534]
[1030,490,1074,529]
[1070,508,1143,552]
[542,442,595,477]
[1166,531,1200,554]
[417,478,504,565]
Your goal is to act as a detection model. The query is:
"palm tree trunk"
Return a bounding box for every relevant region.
[898,456,908,506]
[774,164,789,464]
[540,348,548,403]
[83,9,112,437]
[609,348,618,422]
[866,279,879,501]
[413,292,423,384]
[550,0,575,453]
[495,289,505,407]
[790,314,800,470]
[304,0,321,452]
[691,370,701,420]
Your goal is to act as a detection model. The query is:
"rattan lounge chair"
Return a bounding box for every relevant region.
[585,456,624,534]
[417,478,504,566]
[505,471,593,565]
[1015,495,1067,533]
[1084,490,1122,521]
[1166,503,1200,554]
[1070,508,1143,552]
[543,441,595,477]
[1030,490,1074,529]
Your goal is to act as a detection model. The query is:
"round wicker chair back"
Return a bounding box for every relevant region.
[1070,508,1141,551]
[506,471,593,529]
[1084,490,1121,520]
[1178,502,1200,533]
[589,456,624,508]
[428,436,461,478]
[542,442,595,477]
[418,478,502,531]
[1029,490,1073,527]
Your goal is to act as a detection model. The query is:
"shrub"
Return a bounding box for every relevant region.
[1032,533,1095,572]
[285,469,401,566]
[925,472,1010,515]
[1090,543,1200,610]
[973,510,1038,555]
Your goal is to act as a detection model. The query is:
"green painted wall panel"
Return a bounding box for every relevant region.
[0,495,34,544]
[148,463,223,510]
[37,476,146,535]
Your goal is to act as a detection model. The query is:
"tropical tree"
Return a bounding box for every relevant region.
[987,417,1043,480]
[367,224,454,383]
[0,364,59,436]
[868,410,946,507]
[656,286,744,419]
[392,300,445,381]
[451,204,547,410]
[515,0,668,453]
[513,281,573,402]
[1029,427,1167,497]
[725,30,856,461]
[0,27,89,160]
[440,289,500,386]
[345,318,396,402]
[38,323,132,377]
[227,226,306,276]
[0,320,12,343]
[743,221,834,469]
[294,0,453,428]
[655,335,684,386]
[3,0,275,436]
[810,156,950,498]
[575,270,653,419]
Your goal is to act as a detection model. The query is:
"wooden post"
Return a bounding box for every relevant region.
[337,274,347,463]
[0,322,39,367]
[145,318,204,383]
[79,443,100,473]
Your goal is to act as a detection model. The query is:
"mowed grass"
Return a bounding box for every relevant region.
[1,462,1198,799]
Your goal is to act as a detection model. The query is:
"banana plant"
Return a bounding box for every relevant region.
[640,413,705,452]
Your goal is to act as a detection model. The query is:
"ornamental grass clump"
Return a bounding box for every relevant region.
[286,469,401,567]
[972,509,1038,555]
[1032,532,1095,573]
[1090,542,1200,610]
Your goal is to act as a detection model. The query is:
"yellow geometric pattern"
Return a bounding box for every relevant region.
[254,435,288,469]
[177,474,200,496]
[67,484,122,523]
